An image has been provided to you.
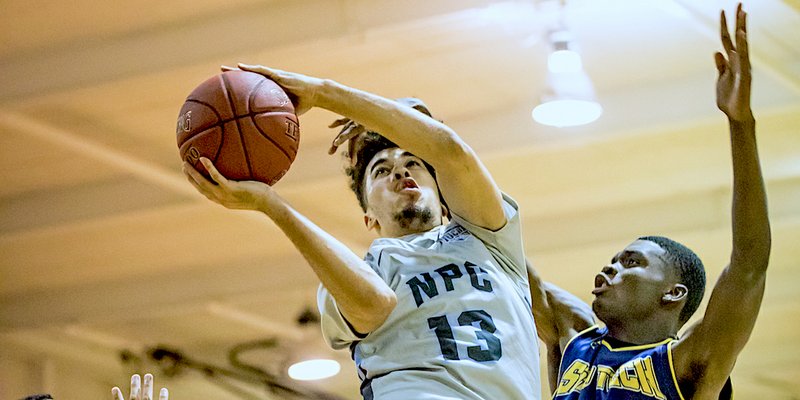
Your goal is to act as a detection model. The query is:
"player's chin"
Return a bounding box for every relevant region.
[591,297,611,320]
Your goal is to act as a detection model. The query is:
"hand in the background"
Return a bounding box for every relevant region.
[112,373,168,400]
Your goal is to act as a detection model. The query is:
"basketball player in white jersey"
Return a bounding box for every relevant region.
[184,69,540,399]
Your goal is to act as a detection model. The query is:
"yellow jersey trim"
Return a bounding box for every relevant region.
[667,340,687,400]
[599,336,674,352]
[564,324,601,351]
[552,325,601,399]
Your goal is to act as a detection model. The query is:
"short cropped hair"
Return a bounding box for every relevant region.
[639,235,706,325]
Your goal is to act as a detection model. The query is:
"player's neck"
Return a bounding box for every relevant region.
[606,316,679,345]
[378,218,443,238]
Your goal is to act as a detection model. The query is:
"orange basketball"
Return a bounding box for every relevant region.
[176,70,299,185]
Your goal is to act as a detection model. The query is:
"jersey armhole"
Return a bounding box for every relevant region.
[560,324,599,354]
[720,377,733,400]
[667,341,734,400]
[551,325,599,399]
[343,311,369,339]
[667,340,687,400]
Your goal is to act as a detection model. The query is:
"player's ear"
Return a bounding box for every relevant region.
[364,213,380,232]
[441,204,449,219]
[662,284,688,304]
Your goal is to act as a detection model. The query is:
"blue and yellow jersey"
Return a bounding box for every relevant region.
[553,325,732,400]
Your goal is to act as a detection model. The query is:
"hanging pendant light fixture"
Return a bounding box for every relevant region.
[532,9,602,127]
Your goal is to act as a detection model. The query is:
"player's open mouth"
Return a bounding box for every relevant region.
[592,273,611,295]
[397,179,419,191]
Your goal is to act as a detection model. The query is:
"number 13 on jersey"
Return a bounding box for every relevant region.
[427,309,502,362]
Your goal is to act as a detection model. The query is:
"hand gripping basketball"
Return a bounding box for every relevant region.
[183,157,273,212]
[176,69,300,186]
[226,63,324,116]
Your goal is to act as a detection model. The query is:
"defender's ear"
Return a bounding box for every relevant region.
[662,284,688,304]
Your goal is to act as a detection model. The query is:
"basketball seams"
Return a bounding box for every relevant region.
[178,70,299,186]
[246,77,265,181]
[246,70,295,163]
[212,76,231,165]
[180,104,291,129]
[177,99,222,148]
[221,72,254,178]
[251,115,295,162]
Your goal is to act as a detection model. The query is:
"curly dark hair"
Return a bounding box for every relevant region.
[638,235,706,325]
[338,98,444,212]
[344,132,439,212]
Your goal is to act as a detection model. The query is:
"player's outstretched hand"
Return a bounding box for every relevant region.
[715,3,753,122]
[183,157,274,211]
[222,64,322,116]
[112,373,168,400]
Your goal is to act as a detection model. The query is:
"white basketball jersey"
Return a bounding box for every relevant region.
[318,195,540,400]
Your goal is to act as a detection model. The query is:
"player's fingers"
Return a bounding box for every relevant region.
[737,14,750,66]
[183,162,222,200]
[720,10,734,54]
[328,132,354,155]
[333,126,365,148]
[112,387,125,400]
[159,388,169,400]
[736,30,750,69]
[142,374,154,400]
[736,3,745,33]
[130,374,141,400]
[200,157,230,186]
[238,63,280,79]
[328,117,351,129]
[714,52,727,76]
[221,65,240,72]
[742,3,747,33]
[183,162,211,187]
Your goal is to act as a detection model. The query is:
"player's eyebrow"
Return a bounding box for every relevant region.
[612,250,644,263]
[369,157,389,174]
[623,250,640,258]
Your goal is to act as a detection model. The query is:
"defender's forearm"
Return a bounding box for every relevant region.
[729,116,771,271]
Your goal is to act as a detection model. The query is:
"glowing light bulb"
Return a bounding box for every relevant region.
[288,359,341,381]
[532,100,602,127]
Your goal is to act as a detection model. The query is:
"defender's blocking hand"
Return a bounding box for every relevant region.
[715,3,753,122]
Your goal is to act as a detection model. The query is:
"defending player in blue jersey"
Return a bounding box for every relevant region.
[526,4,769,400]
[183,67,540,397]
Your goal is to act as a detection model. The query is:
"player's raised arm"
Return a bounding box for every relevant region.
[183,158,396,334]
[672,4,771,395]
[239,64,506,231]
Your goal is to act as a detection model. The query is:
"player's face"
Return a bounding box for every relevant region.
[591,240,678,326]
[363,148,442,237]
